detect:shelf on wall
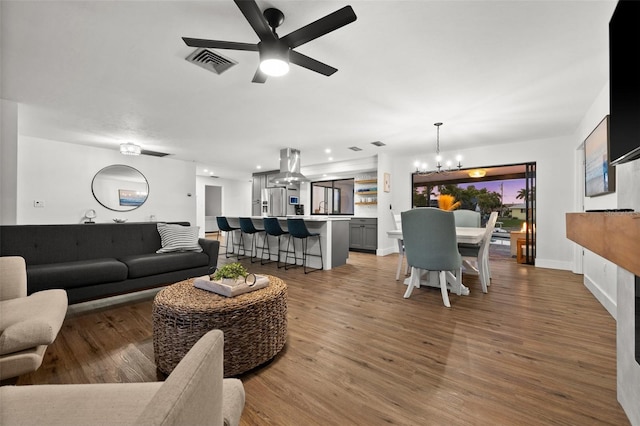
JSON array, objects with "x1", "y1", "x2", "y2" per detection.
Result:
[
  {"x1": 355, "y1": 191, "x2": 378, "y2": 196},
  {"x1": 355, "y1": 202, "x2": 378, "y2": 205},
  {"x1": 355, "y1": 179, "x2": 377, "y2": 184}
]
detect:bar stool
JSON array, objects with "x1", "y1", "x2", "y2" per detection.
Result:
[
  {"x1": 260, "y1": 217, "x2": 294, "y2": 268},
  {"x1": 216, "y1": 216, "x2": 240, "y2": 258},
  {"x1": 238, "y1": 217, "x2": 265, "y2": 263},
  {"x1": 285, "y1": 218, "x2": 323, "y2": 274}
]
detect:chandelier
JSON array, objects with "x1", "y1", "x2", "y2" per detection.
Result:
[{"x1": 414, "y1": 122, "x2": 462, "y2": 175}]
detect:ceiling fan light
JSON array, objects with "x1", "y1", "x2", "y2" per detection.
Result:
[
  {"x1": 259, "y1": 44, "x2": 290, "y2": 77},
  {"x1": 260, "y1": 58, "x2": 289, "y2": 76}
]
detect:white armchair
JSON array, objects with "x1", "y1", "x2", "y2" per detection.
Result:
[
  {"x1": 0, "y1": 329, "x2": 245, "y2": 426},
  {"x1": 0, "y1": 256, "x2": 68, "y2": 380}
]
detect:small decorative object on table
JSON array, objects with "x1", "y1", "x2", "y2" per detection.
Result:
[
  {"x1": 195, "y1": 262, "x2": 269, "y2": 297},
  {"x1": 438, "y1": 194, "x2": 460, "y2": 211},
  {"x1": 84, "y1": 209, "x2": 96, "y2": 224},
  {"x1": 113, "y1": 218, "x2": 127, "y2": 223}
]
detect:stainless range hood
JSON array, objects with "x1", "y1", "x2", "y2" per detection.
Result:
[{"x1": 268, "y1": 148, "x2": 309, "y2": 184}]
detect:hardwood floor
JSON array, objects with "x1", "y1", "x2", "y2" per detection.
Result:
[{"x1": 15, "y1": 249, "x2": 629, "y2": 425}]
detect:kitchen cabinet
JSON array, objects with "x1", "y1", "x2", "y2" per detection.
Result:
[{"x1": 349, "y1": 217, "x2": 377, "y2": 252}]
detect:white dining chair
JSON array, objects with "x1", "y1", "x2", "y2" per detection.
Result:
[
  {"x1": 459, "y1": 211, "x2": 498, "y2": 293},
  {"x1": 390, "y1": 209, "x2": 410, "y2": 280}
]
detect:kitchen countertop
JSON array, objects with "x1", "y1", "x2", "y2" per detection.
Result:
[{"x1": 250, "y1": 216, "x2": 351, "y2": 221}]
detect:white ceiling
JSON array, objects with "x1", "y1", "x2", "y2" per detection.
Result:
[{"x1": 1, "y1": 0, "x2": 616, "y2": 180}]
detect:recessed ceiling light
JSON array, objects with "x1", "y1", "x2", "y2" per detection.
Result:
[
  {"x1": 204, "y1": 169, "x2": 208, "y2": 172},
  {"x1": 328, "y1": 157, "x2": 333, "y2": 161},
  {"x1": 325, "y1": 148, "x2": 331, "y2": 154},
  {"x1": 256, "y1": 165, "x2": 262, "y2": 169},
  {"x1": 120, "y1": 142, "x2": 141, "y2": 156}
]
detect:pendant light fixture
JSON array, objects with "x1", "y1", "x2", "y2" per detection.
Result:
[{"x1": 414, "y1": 122, "x2": 462, "y2": 175}]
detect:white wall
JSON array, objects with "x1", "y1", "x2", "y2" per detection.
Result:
[
  {"x1": 17, "y1": 136, "x2": 197, "y2": 225},
  {"x1": 575, "y1": 83, "x2": 618, "y2": 316},
  {"x1": 1, "y1": 99, "x2": 19, "y2": 225},
  {"x1": 376, "y1": 152, "x2": 395, "y2": 255}
]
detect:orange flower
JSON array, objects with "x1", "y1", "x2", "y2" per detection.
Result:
[{"x1": 438, "y1": 194, "x2": 461, "y2": 211}]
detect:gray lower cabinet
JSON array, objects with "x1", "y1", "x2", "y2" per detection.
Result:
[{"x1": 349, "y1": 218, "x2": 377, "y2": 252}]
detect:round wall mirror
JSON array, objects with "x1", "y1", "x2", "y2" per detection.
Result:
[{"x1": 92, "y1": 165, "x2": 149, "y2": 211}]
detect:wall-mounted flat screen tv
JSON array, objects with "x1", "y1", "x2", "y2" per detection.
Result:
[
  {"x1": 609, "y1": 0, "x2": 640, "y2": 166},
  {"x1": 584, "y1": 115, "x2": 615, "y2": 197}
]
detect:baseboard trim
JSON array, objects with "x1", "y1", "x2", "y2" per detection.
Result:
[
  {"x1": 534, "y1": 258, "x2": 572, "y2": 271},
  {"x1": 583, "y1": 274, "x2": 617, "y2": 319}
]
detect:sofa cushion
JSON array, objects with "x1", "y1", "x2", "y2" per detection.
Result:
[
  {"x1": 156, "y1": 223, "x2": 203, "y2": 253},
  {"x1": 119, "y1": 252, "x2": 209, "y2": 279},
  {"x1": 0, "y1": 289, "x2": 67, "y2": 355},
  {"x1": 27, "y1": 259, "x2": 128, "y2": 291}
]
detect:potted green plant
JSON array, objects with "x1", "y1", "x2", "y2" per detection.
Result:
[{"x1": 211, "y1": 262, "x2": 248, "y2": 285}]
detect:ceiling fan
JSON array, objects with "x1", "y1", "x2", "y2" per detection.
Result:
[{"x1": 182, "y1": 0, "x2": 357, "y2": 83}]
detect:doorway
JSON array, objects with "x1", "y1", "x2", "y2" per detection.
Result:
[
  {"x1": 411, "y1": 162, "x2": 536, "y2": 264},
  {"x1": 205, "y1": 185, "x2": 222, "y2": 234}
]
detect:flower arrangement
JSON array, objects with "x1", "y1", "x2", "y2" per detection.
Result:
[
  {"x1": 211, "y1": 262, "x2": 248, "y2": 281},
  {"x1": 438, "y1": 194, "x2": 461, "y2": 211}
]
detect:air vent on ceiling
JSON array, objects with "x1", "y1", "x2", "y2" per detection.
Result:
[
  {"x1": 348, "y1": 146, "x2": 363, "y2": 151},
  {"x1": 371, "y1": 141, "x2": 386, "y2": 147},
  {"x1": 141, "y1": 149, "x2": 170, "y2": 157},
  {"x1": 186, "y1": 48, "x2": 237, "y2": 75}
]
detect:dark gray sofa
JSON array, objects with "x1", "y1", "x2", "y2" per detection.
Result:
[{"x1": 0, "y1": 222, "x2": 219, "y2": 304}]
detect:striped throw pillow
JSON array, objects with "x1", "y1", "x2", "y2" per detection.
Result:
[{"x1": 156, "y1": 223, "x2": 203, "y2": 253}]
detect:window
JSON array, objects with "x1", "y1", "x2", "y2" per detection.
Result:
[
  {"x1": 310, "y1": 179, "x2": 354, "y2": 215},
  {"x1": 411, "y1": 163, "x2": 536, "y2": 264}
]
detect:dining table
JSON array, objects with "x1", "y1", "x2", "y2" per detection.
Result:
[{"x1": 386, "y1": 226, "x2": 487, "y2": 295}]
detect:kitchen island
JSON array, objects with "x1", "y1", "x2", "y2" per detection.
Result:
[{"x1": 225, "y1": 216, "x2": 350, "y2": 270}]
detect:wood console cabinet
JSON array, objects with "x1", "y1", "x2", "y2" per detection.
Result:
[{"x1": 566, "y1": 212, "x2": 640, "y2": 276}]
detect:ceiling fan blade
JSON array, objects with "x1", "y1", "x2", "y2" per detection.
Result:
[
  {"x1": 182, "y1": 37, "x2": 258, "y2": 51},
  {"x1": 290, "y1": 50, "x2": 337, "y2": 76},
  {"x1": 234, "y1": 0, "x2": 276, "y2": 42},
  {"x1": 281, "y1": 5, "x2": 357, "y2": 49},
  {"x1": 252, "y1": 67, "x2": 268, "y2": 83}
]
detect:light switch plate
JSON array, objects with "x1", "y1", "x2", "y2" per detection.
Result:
[{"x1": 34, "y1": 200, "x2": 45, "y2": 207}]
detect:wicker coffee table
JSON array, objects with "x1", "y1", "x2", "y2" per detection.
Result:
[{"x1": 152, "y1": 275, "x2": 287, "y2": 377}]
